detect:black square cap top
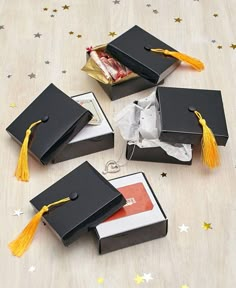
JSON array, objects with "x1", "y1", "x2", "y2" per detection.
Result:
[
  {"x1": 157, "y1": 87, "x2": 229, "y2": 146},
  {"x1": 30, "y1": 161, "x2": 126, "y2": 246},
  {"x1": 106, "y1": 25, "x2": 180, "y2": 84},
  {"x1": 6, "y1": 84, "x2": 92, "y2": 164}
]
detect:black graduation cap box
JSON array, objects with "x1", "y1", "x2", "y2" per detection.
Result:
[
  {"x1": 30, "y1": 161, "x2": 126, "y2": 246},
  {"x1": 126, "y1": 87, "x2": 229, "y2": 164},
  {"x1": 6, "y1": 84, "x2": 93, "y2": 165},
  {"x1": 84, "y1": 25, "x2": 180, "y2": 101},
  {"x1": 52, "y1": 91, "x2": 114, "y2": 163},
  {"x1": 95, "y1": 172, "x2": 168, "y2": 254}
]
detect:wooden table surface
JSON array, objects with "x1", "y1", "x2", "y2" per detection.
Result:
[{"x1": 1, "y1": 1, "x2": 236, "y2": 287}]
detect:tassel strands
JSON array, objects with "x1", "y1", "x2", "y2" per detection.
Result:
[
  {"x1": 15, "y1": 120, "x2": 43, "y2": 182},
  {"x1": 8, "y1": 197, "x2": 71, "y2": 257},
  {"x1": 149, "y1": 48, "x2": 205, "y2": 71},
  {"x1": 194, "y1": 110, "x2": 220, "y2": 168}
]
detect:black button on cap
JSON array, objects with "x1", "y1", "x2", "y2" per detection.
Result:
[
  {"x1": 69, "y1": 192, "x2": 78, "y2": 201},
  {"x1": 188, "y1": 106, "x2": 196, "y2": 112},
  {"x1": 144, "y1": 45, "x2": 152, "y2": 51},
  {"x1": 41, "y1": 115, "x2": 49, "y2": 123}
]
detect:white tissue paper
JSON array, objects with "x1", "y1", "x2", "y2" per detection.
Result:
[{"x1": 114, "y1": 91, "x2": 192, "y2": 162}]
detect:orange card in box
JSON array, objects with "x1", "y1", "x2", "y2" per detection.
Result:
[{"x1": 104, "y1": 182, "x2": 154, "y2": 222}]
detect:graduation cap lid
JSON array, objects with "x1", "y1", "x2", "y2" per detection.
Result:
[
  {"x1": 8, "y1": 161, "x2": 126, "y2": 257},
  {"x1": 6, "y1": 84, "x2": 92, "y2": 181},
  {"x1": 157, "y1": 87, "x2": 229, "y2": 168},
  {"x1": 106, "y1": 25, "x2": 204, "y2": 84}
]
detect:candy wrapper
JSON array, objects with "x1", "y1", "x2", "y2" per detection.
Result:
[{"x1": 82, "y1": 44, "x2": 138, "y2": 84}]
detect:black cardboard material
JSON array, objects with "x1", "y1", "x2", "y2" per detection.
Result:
[
  {"x1": 157, "y1": 87, "x2": 229, "y2": 145},
  {"x1": 52, "y1": 92, "x2": 114, "y2": 163},
  {"x1": 126, "y1": 143, "x2": 192, "y2": 165},
  {"x1": 107, "y1": 25, "x2": 180, "y2": 84},
  {"x1": 6, "y1": 84, "x2": 92, "y2": 164},
  {"x1": 95, "y1": 172, "x2": 168, "y2": 254},
  {"x1": 30, "y1": 161, "x2": 126, "y2": 246}
]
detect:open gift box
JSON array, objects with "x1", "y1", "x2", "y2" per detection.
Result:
[
  {"x1": 116, "y1": 87, "x2": 229, "y2": 166},
  {"x1": 82, "y1": 25, "x2": 181, "y2": 101}
]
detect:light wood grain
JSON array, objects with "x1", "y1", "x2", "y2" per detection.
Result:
[{"x1": 1, "y1": 1, "x2": 236, "y2": 287}]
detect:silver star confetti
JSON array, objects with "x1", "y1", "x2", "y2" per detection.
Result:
[
  {"x1": 146, "y1": 4, "x2": 151, "y2": 7},
  {"x1": 45, "y1": 61, "x2": 50, "y2": 64},
  {"x1": 142, "y1": 273, "x2": 153, "y2": 283},
  {"x1": 178, "y1": 224, "x2": 189, "y2": 232},
  {"x1": 28, "y1": 266, "x2": 36, "y2": 272},
  {"x1": 113, "y1": 0, "x2": 120, "y2": 4},
  {"x1": 7, "y1": 75, "x2": 12, "y2": 78},
  {"x1": 0, "y1": 25, "x2": 4, "y2": 30},
  {"x1": 34, "y1": 33, "x2": 42, "y2": 38},
  {"x1": 13, "y1": 209, "x2": 24, "y2": 216},
  {"x1": 28, "y1": 73, "x2": 36, "y2": 79},
  {"x1": 153, "y1": 9, "x2": 158, "y2": 14},
  {"x1": 62, "y1": 70, "x2": 67, "y2": 74}
]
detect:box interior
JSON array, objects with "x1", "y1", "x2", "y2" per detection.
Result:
[
  {"x1": 69, "y1": 92, "x2": 113, "y2": 143},
  {"x1": 96, "y1": 173, "x2": 166, "y2": 238}
]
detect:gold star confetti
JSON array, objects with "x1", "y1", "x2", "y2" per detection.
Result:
[
  {"x1": 77, "y1": 34, "x2": 82, "y2": 38},
  {"x1": 43, "y1": 8, "x2": 48, "y2": 11},
  {"x1": 97, "y1": 277, "x2": 104, "y2": 284},
  {"x1": 62, "y1": 5, "x2": 70, "y2": 10},
  {"x1": 213, "y1": 13, "x2": 218, "y2": 17},
  {"x1": 230, "y1": 44, "x2": 236, "y2": 49},
  {"x1": 217, "y1": 45, "x2": 223, "y2": 49},
  {"x1": 109, "y1": 31, "x2": 117, "y2": 37},
  {"x1": 69, "y1": 31, "x2": 74, "y2": 35},
  {"x1": 53, "y1": 9, "x2": 57, "y2": 13},
  {"x1": 9, "y1": 103, "x2": 16, "y2": 108},
  {"x1": 134, "y1": 274, "x2": 144, "y2": 284},
  {"x1": 174, "y1": 17, "x2": 182, "y2": 23},
  {"x1": 181, "y1": 285, "x2": 189, "y2": 288},
  {"x1": 202, "y1": 222, "x2": 212, "y2": 230}
]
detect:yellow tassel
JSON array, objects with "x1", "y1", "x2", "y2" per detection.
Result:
[
  {"x1": 194, "y1": 111, "x2": 220, "y2": 168},
  {"x1": 150, "y1": 48, "x2": 205, "y2": 71},
  {"x1": 15, "y1": 120, "x2": 42, "y2": 182},
  {"x1": 8, "y1": 197, "x2": 71, "y2": 257}
]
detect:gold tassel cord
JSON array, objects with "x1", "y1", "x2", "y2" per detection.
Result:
[
  {"x1": 150, "y1": 48, "x2": 205, "y2": 71},
  {"x1": 8, "y1": 197, "x2": 71, "y2": 257},
  {"x1": 194, "y1": 111, "x2": 220, "y2": 168},
  {"x1": 15, "y1": 120, "x2": 42, "y2": 182}
]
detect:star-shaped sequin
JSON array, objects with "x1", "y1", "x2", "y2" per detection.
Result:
[
  {"x1": 153, "y1": 9, "x2": 158, "y2": 14},
  {"x1": 45, "y1": 60, "x2": 50, "y2": 64},
  {"x1": 28, "y1": 73, "x2": 36, "y2": 79},
  {"x1": 113, "y1": 0, "x2": 120, "y2": 4},
  {"x1": 9, "y1": 102, "x2": 16, "y2": 108},
  {"x1": 69, "y1": 31, "x2": 74, "y2": 35},
  {"x1": 142, "y1": 273, "x2": 153, "y2": 283},
  {"x1": 34, "y1": 33, "x2": 42, "y2": 38},
  {"x1": 230, "y1": 44, "x2": 236, "y2": 49},
  {"x1": 146, "y1": 4, "x2": 151, "y2": 7},
  {"x1": 175, "y1": 17, "x2": 182, "y2": 23},
  {"x1": 62, "y1": 5, "x2": 70, "y2": 10},
  {"x1": 161, "y1": 172, "x2": 167, "y2": 177},
  {"x1": 134, "y1": 274, "x2": 144, "y2": 284},
  {"x1": 202, "y1": 222, "x2": 212, "y2": 230},
  {"x1": 217, "y1": 45, "x2": 223, "y2": 49},
  {"x1": 77, "y1": 34, "x2": 82, "y2": 38},
  {"x1": 43, "y1": 8, "x2": 48, "y2": 11},
  {"x1": 51, "y1": 15, "x2": 55, "y2": 17},
  {"x1": 62, "y1": 70, "x2": 67, "y2": 74},
  {"x1": 13, "y1": 209, "x2": 23, "y2": 216},
  {"x1": 178, "y1": 224, "x2": 189, "y2": 232},
  {"x1": 97, "y1": 277, "x2": 104, "y2": 284},
  {"x1": 213, "y1": 13, "x2": 218, "y2": 17},
  {"x1": 28, "y1": 266, "x2": 36, "y2": 272},
  {"x1": 0, "y1": 25, "x2": 4, "y2": 29},
  {"x1": 211, "y1": 40, "x2": 216, "y2": 43},
  {"x1": 109, "y1": 31, "x2": 117, "y2": 37},
  {"x1": 7, "y1": 74, "x2": 12, "y2": 78}
]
